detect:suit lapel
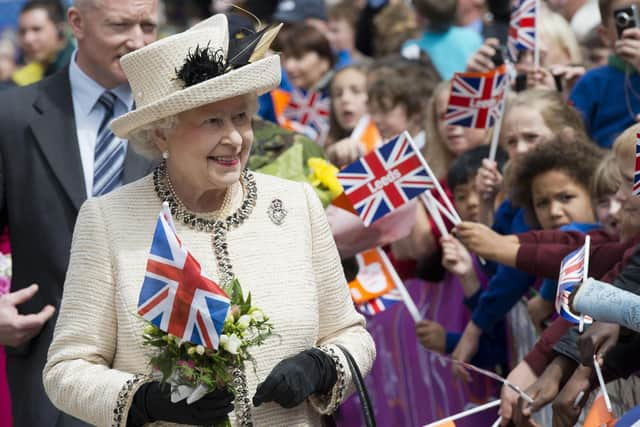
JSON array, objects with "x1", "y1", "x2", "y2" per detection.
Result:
[{"x1": 30, "y1": 69, "x2": 87, "y2": 211}]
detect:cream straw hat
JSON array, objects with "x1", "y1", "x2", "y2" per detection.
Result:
[{"x1": 111, "y1": 14, "x2": 281, "y2": 139}]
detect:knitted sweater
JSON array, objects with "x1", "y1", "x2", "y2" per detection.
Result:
[{"x1": 43, "y1": 172, "x2": 375, "y2": 427}]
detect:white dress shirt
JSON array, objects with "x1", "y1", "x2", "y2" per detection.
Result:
[{"x1": 68, "y1": 51, "x2": 133, "y2": 198}]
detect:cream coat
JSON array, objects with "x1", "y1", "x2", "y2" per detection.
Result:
[{"x1": 43, "y1": 172, "x2": 375, "y2": 427}]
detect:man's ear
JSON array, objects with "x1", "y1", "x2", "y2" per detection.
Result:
[{"x1": 67, "y1": 7, "x2": 85, "y2": 40}]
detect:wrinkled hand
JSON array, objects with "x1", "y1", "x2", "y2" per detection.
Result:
[
  {"x1": 578, "y1": 321, "x2": 620, "y2": 366},
  {"x1": 451, "y1": 322, "x2": 481, "y2": 382},
  {"x1": 616, "y1": 28, "x2": 640, "y2": 72},
  {"x1": 527, "y1": 296, "x2": 554, "y2": 333},
  {"x1": 325, "y1": 138, "x2": 363, "y2": 168},
  {"x1": 440, "y1": 235, "x2": 474, "y2": 278},
  {"x1": 551, "y1": 365, "x2": 592, "y2": 427},
  {"x1": 253, "y1": 348, "x2": 336, "y2": 409},
  {"x1": 466, "y1": 38, "x2": 500, "y2": 73},
  {"x1": 415, "y1": 320, "x2": 446, "y2": 353},
  {"x1": 0, "y1": 284, "x2": 55, "y2": 347},
  {"x1": 499, "y1": 361, "x2": 538, "y2": 426},
  {"x1": 475, "y1": 159, "x2": 503, "y2": 202},
  {"x1": 130, "y1": 382, "x2": 234, "y2": 426}
]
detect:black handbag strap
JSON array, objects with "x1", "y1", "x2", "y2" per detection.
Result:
[{"x1": 335, "y1": 344, "x2": 376, "y2": 427}]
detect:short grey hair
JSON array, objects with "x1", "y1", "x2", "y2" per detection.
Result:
[{"x1": 127, "y1": 115, "x2": 177, "y2": 160}]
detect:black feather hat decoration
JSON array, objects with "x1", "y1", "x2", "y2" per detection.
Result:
[{"x1": 174, "y1": 22, "x2": 282, "y2": 89}]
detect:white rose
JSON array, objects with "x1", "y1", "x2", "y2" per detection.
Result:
[
  {"x1": 196, "y1": 345, "x2": 205, "y2": 355},
  {"x1": 219, "y1": 334, "x2": 229, "y2": 348},
  {"x1": 237, "y1": 315, "x2": 251, "y2": 330},
  {"x1": 223, "y1": 333, "x2": 242, "y2": 355},
  {"x1": 250, "y1": 310, "x2": 264, "y2": 322}
]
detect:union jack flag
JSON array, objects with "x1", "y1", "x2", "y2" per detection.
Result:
[
  {"x1": 337, "y1": 131, "x2": 435, "y2": 226},
  {"x1": 555, "y1": 237, "x2": 593, "y2": 325},
  {"x1": 444, "y1": 64, "x2": 508, "y2": 129},
  {"x1": 137, "y1": 205, "x2": 230, "y2": 349},
  {"x1": 634, "y1": 133, "x2": 640, "y2": 196},
  {"x1": 357, "y1": 289, "x2": 403, "y2": 316},
  {"x1": 282, "y1": 88, "x2": 330, "y2": 144},
  {"x1": 508, "y1": 0, "x2": 537, "y2": 61}
]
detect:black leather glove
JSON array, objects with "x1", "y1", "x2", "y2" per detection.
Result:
[
  {"x1": 253, "y1": 348, "x2": 337, "y2": 409},
  {"x1": 127, "y1": 381, "x2": 234, "y2": 427}
]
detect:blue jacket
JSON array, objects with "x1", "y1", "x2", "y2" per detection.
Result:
[
  {"x1": 471, "y1": 200, "x2": 536, "y2": 332},
  {"x1": 569, "y1": 56, "x2": 640, "y2": 148},
  {"x1": 445, "y1": 288, "x2": 508, "y2": 368}
]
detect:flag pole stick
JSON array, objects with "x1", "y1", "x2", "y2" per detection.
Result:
[
  {"x1": 579, "y1": 235, "x2": 591, "y2": 333},
  {"x1": 421, "y1": 192, "x2": 449, "y2": 237},
  {"x1": 378, "y1": 247, "x2": 421, "y2": 322},
  {"x1": 422, "y1": 399, "x2": 501, "y2": 427},
  {"x1": 593, "y1": 355, "x2": 613, "y2": 413},
  {"x1": 405, "y1": 131, "x2": 462, "y2": 223},
  {"x1": 534, "y1": 0, "x2": 540, "y2": 68},
  {"x1": 488, "y1": 86, "x2": 508, "y2": 163}
]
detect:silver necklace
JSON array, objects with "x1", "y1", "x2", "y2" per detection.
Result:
[{"x1": 152, "y1": 161, "x2": 257, "y2": 426}]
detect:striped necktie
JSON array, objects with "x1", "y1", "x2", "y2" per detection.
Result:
[{"x1": 92, "y1": 91, "x2": 126, "y2": 196}]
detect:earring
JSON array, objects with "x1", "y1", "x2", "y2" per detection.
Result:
[{"x1": 162, "y1": 151, "x2": 169, "y2": 160}]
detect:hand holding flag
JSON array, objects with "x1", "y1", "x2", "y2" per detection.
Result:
[{"x1": 555, "y1": 235, "x2": 593, "y2": 327}]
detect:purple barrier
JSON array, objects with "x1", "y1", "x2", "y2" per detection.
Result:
[{"x1": 337, "y1": 278, "x2": 501, "y2": 427}]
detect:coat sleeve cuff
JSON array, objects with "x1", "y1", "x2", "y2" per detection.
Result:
[{"x1": 309, "y1": 344, "x2": 350, "y2": 415}]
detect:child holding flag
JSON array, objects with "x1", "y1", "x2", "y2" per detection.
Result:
[
  {"x1": 415, "y1": 146, "x2": 508, "y2": 371},
  {"x1": 458, "y1": 125, "x2": 640, "y2": 425}
]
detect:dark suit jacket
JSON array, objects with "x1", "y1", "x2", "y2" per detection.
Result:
[{"x1": 0, "y1": 67, "x2": 154, "y2": 426}]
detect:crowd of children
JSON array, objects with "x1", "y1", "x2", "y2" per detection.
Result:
[{"x1": 257, "y1": 0, "x2": 640, "y2": 424}]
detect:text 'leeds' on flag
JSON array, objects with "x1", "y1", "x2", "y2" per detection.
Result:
[
  {"x1": 137, "y1": 207, "x2": 230, "y2": 350},
  {"x1": 555, "y1": 239, "x2": 593, "y2": 325},
  {"x1": 634, "y1": 132, "x2": 640, "y2": 196},
  {"x1": 337, "y1": 131, "x2": 435, "y2": 226},
  {"x1": 444, "y1": 64, "x2": 508, "y2": 129},
  {"x1": 508, "y1": 0, "x2": 537, "y2": 61}
]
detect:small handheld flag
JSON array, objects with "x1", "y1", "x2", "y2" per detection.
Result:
[
  {"x1": 633, "y1": 133, "x2": 640, "y2": 197},
  {"x1": 508, "y1": 0, "x2": 537, "y2": 62},
  {"x1": 282, "y1": 88, "x2": 330, "y2": 145},
  {"x1": 555, "y1": 236, "x2": 593, "y2": 326},
  {"x1": 337, "y1": 131, "x2": 435, "y2": 226},
  {"x1": 137, "y1": 203, "x2": 230, "y2": 350},
  {"x1": 350, "y1": 115, "x2": 382, "y2": 154},
  {"x1": 444, "y1": 65, "x2": 508, "y2": 129}
]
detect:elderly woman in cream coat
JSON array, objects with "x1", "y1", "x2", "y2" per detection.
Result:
[{"x1": 43, "y1": 15, "x2": 374, "y2": 427}]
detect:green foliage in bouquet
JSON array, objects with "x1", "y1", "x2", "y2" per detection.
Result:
[{"x1": 141, "y1": 278, "x2": 274, "y2": 391}]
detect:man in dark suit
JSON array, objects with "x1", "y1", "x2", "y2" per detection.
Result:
[{"x1": 0, "y1": 0, "x2": 159, "y2": 425}]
